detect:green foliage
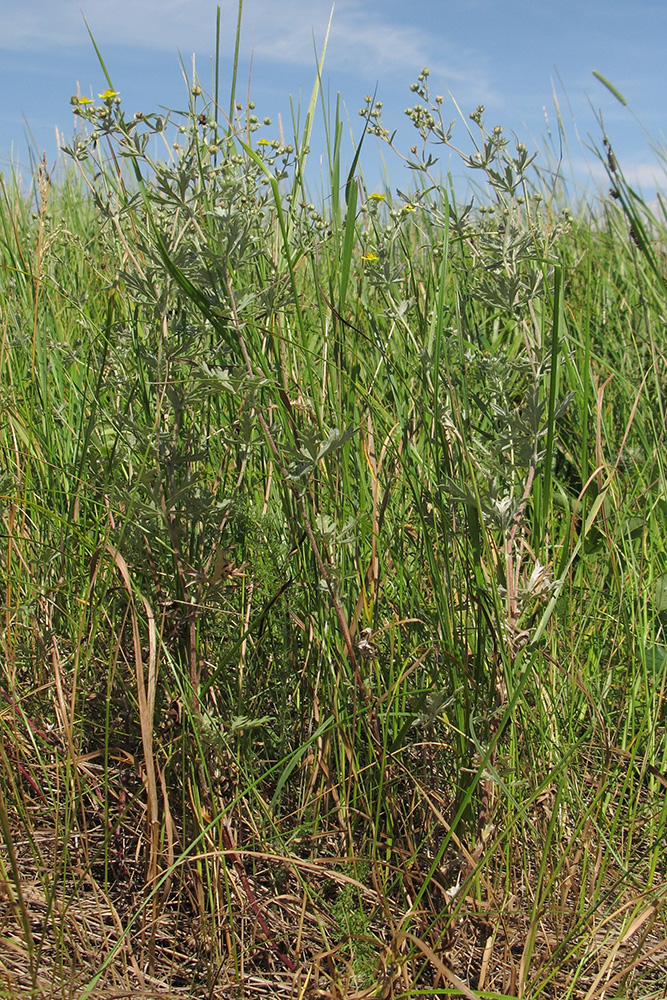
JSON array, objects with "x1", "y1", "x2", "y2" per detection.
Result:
[{"x1": 1, "y1": 28, "x2": 666, "y2": 999}]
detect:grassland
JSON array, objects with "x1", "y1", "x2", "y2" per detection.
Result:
[{"x1": 0, "y1": 37, "x2": 667, "y2": 1000}]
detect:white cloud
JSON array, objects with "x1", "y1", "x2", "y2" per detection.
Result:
[
  {"x1": 617, "y1": 161, "x2": 666, "y2": 190},
  {"x1": 560, "y1": 152, "x2": 666, "y2": 202},
  {"x1": 0, "y1": 0, "x2": 494, "y2": 100}
]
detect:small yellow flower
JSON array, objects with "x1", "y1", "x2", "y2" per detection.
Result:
[
  {"x1": 403, "y1": 203, "x2": 416, "y2": 212},
  {"x1": 361, "y1": 252, "x2": 379, "y2": 261},
  {"x1": 257, "y1": 138, "x2": 270, "y2": 145},
  {"x1": 98, "y1": 89, "x2": 119, "y2": 101},
  {"x1": 72, "y1": 95, "x2": 94, "y2": 106},
  {"x1": 368, "y1": 192, "x2": 386, "y2": 201}
]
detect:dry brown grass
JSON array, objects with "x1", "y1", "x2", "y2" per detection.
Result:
[{"x1": 2, "y1": 746, "x2": 667, "y2": 1000}]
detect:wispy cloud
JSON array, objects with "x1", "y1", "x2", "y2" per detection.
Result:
[
  {"x1": 1, "y1": 1, "x2": 84, "y2": 49},
  {"x1": 1, "y1": 0, "x2": 496, "y2": 103},
  {"x1": 565, "y1": 153, "x2": 666, "y2": 199},
  {"x1": 612, "y1": 161, "x2": 666, "y2": 190},
  {"x1": 0, "y1": 0, "x2": 223, "y2": 50}
]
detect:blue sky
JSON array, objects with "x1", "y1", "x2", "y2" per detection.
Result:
[{"x1": 1, "y1": 0, "x2": 665, "y2": 201}]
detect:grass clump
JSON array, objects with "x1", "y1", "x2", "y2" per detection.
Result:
[{"x1": 1, "y1": 15, "x2": 667, "y2": 999}]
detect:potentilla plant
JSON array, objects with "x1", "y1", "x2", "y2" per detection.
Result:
[
  {"x1": 66, "y1": 85, "x2": 299, "y2": 322},
  {"x1": 360, "y1": 71, "x2": 571, "y2": 623},
  {"x1": 61, "y1": 52, "x2": 382, "y2": 741},
  {"x1": 62, "y1": 81, "x2": 310, "y2": 703}
]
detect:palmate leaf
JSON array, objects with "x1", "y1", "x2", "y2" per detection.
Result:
[
  {"x1": 194, "y1": 360, "x2": 247, "y2": 394},
  {"x1": 315, "y1": 424, "x2": 357, "y2": 462},
  {"x1": 655, "y1": 573, "x2": 667, "y2": 613},
  {"x1": 287, "y1": 424, "x2": 357, "y2": 479},
  {"x1": 230, "y1": 714, "x2": 275, "y2": 733}
]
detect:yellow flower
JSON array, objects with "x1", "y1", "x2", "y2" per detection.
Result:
[
  {"x1": 403, "y1": 203, "x2": 416, "y2": 212},
  {"x1": 368, "y1": 192, "x2": 386, "y2": 201},
  {"x1": 72, "y1": 95, "x2": 93, "y2": 106},
  {"x1": 257, "y1": 138, "x2": 270, "y2": 145},
  {"x1": 98, "y1": 89, "x2": 119, "y2": 101},
  {"x1": 361, "y1": 252, "x2": 379, "y2": 261}
]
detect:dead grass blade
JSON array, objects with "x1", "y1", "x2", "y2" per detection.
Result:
[{"x1": 105, "y1": 543, "x2": 160, "y2": 965}]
